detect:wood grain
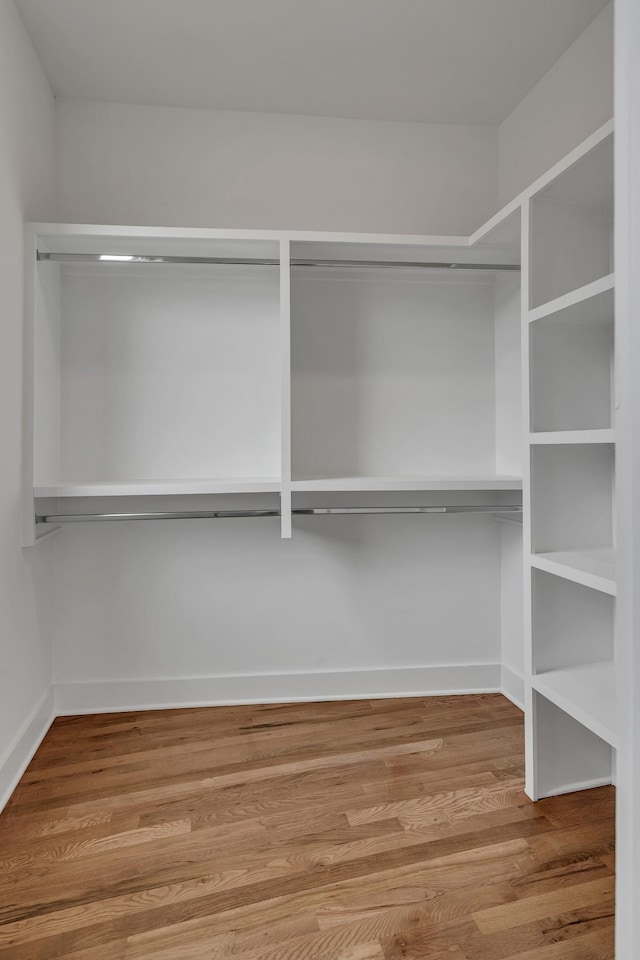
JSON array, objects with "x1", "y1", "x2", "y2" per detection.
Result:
[{"x1": 0, "y1": 695, "x2": 614, "y2": 959}]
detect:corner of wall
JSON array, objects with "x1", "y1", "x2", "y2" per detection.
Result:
[
  {"x1": 0, "y1": 688, "x2": 55, "y2": 813},
  {"x1": 498, "y1": 2, "x2": 613, "y2": 205},
  {"x1": 0, "y1": 0, "x2": 57, "y2": 812}
]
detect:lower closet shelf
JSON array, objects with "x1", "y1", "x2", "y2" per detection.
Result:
[
  {"x1": 531, "y1": 548, "x2": 616, "y2": 595},
  {"x1": 532, "y1": 661, "x2": 617, "y2": 747}
]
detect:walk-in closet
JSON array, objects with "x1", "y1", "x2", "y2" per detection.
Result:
[{"x1": 1, "y1": 2, "x2": 638, "y2": 958}]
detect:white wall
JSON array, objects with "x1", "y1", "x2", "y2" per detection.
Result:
[
  {"x1": 0, "y1": 0, "x2": 56, "y2": 806},
  {"x1": 498, "y1": 2, "x2": 613, "y2": 205},
  {"x1": 47, "y1": 92, "x2": 509, "y2": 707},
  {"x1": 53, "y1": 511, "x2": 503, "y2": 710},
  {"x1": 55, "y1": 99, "x2": 498, "y2": 235}
]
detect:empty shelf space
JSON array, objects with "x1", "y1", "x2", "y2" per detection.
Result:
[
  {"x1": 529, "y1": 134, "x2": 613, "y2": 309},
  {"x1": 290, "y1": 475, "x2": 523, "y2": 492},
  {"x1": 528, "y1": 274, "x2": 614, "y2": 324},
  {"x1": 532, "y1": 661, "x2": 617, "y2": 747},
  {"x1": 530, "y1": 430, "x2": 614, "y2": 445},
  {"x1": 529, "y1": 311, "x2": 613, "y2": 433},
  {"x1": 34, "y1": 478, "x2": 282, "y2": 497},
  {"x1": 531, "y1": 548, "x2": 616, "y2": 595}
]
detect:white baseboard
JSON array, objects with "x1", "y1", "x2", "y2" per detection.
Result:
[
  {"x1": 55, "y1": 663, "x2": 501, "y2": 715},
  {"x1": 0, "y1": 687, "x2": 55, "y2": 814},
  {"x1": 539, "y1": 776, "x2": 613, "y2": 798},
  {"x1": 0, "y1": 666, "x2": 505, "y2": 810},
  {"x1": 501, "y1": 665, "x2": 525, "y2": 711}
]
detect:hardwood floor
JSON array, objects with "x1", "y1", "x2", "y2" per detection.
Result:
[{"x1": 0, "y1": 695, "x2": 614, "y2": 959}]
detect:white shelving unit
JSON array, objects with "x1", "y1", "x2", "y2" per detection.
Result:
[
  {"x1": 289, "y1": 233, "x2": 522, "y2": 508},
  {"x1": 24, "y1": 123, "x2": 620, "y2": 807},
  {"x1": 25, "y1": 220, "x2": 524, "y2": 545},
  {"x1": 523, "y1": 123, "x2": 616, "y2": 799},
  {"x1": 25, "y1": 229, "x2": 289, "y2": 534}
]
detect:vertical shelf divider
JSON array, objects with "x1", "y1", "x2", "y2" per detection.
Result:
[
  {"x1": 279, "y1": 238, "x2": 292, "y2": 539},
  {"x1": 525, "y1": 127, "x2": 615, "y2": 800},
  {"x1": 22, "y1": 225, "x2": 38, "y2": 548},
  {"x1": 521, "y1": 198, "x2": 537, "y2": 800}
]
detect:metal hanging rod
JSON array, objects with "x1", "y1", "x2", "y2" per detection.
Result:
[
  {"x1": 37, "y1": 252, "x2": 520, "y2": 272},
  {"x1": 36, "y1": 505, "x2": 522, "y2": 524}
]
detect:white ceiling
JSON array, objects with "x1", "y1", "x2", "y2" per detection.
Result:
[{"x1": 15, "y1": 0, "x2": 609, "y2": 125}]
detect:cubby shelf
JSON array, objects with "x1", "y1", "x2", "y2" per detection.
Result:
[
  {"x1": 532, "y1": 661, "x2": 617, "y2": 747},
  {"x1": 34, "y1": 478, "x2": 281, "y2": 497},
  {"x1": 531, "y1": 548, "x2": 616, "y2": 596},
  {"x1": 529, "y1": 430, "x2": 614, "y2": 445},
  {"x1": 528, "y1": 274, "x2": 614, "y2": 325},
  {"x1": 290, "y1": 475, "x2": 522, "y2": 492}
]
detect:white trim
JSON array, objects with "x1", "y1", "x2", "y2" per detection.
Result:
[
  {"x1": 29, "y1": 221, "x2": 470, "y2": 248},
  {"x1": 501, "y1": 665, "x2": 525, "y2": 712},
  {"x1": 0, "y1": 688, "x2": 55, "y2": 814},
  {"x1": 537, "y1": 776, "x2": 613, "y2": 799},
  {"x1": 54, "y1": 664, "x2": 501, "y2": 715}
]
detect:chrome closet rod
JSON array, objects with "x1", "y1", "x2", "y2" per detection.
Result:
[
  {"x1": 37, "y1": 252, "x2": 521, "y2": 271},
  {"x1": 36, "y1": 505, "x2": 523, "y2": 524}
]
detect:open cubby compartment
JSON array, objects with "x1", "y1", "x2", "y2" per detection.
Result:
[
  {"x1": 531, "y1": 692, "x2": 613, "y2": 798},
  {"x1": 290, "y1": 237, "x2": 522, "y2": 489},
  {"x1": 530, "y1": 443, "x2": 614, "y2": 557},
  {"x1": 532, "y1": 569, "x2": 614, "y2": 674},
  {"x1": 531, "y1": 568, "x2": 616, "y2": 747},
  {"x1": 530, "y1": 133, "x2": 613, "y2": 310},
  {"x1": 32, "y1": 232, "x2": 282, "y2": 492},
  {"x1": 529, "y1": 288, "x2": 614, "y2": 433}
]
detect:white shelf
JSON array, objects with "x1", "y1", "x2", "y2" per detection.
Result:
[
  {"x1": 34, "y1": 478, "x2": 281, "y2": 498},
  {"x1": 532, "y1": 661, "x2": 617, "y2": 747},
  {"x1": 528, "y1": 274, "x2": 614, "y2": 325},
  {"x1": 531, "y1": 548, "x2": 616, "y2": 596},
  {"x1": 291, "y1": 475, "x2": 523, "y2": 492},
  {"x1": 530, "y1": 429, "x2": 614, "y2": 445}
]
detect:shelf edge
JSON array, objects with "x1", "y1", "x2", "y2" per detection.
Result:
[{"x1": 528, "y1": 273, "x2": 614, "y2": 324}]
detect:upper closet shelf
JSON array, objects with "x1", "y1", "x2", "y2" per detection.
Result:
[
  {"x1": 528, "y1": 274, "x2": 614, "y2": 325},
  {"x1": 291, "y1": 475, "x2": 522, "y2": 492},
  {"x1": 34, "y1": 479, "x2": 281, "y2": 498}
]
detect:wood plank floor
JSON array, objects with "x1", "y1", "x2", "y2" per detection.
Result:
[{"x1": 0, "y1": 695, "x2": 614, "y2": 959}]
